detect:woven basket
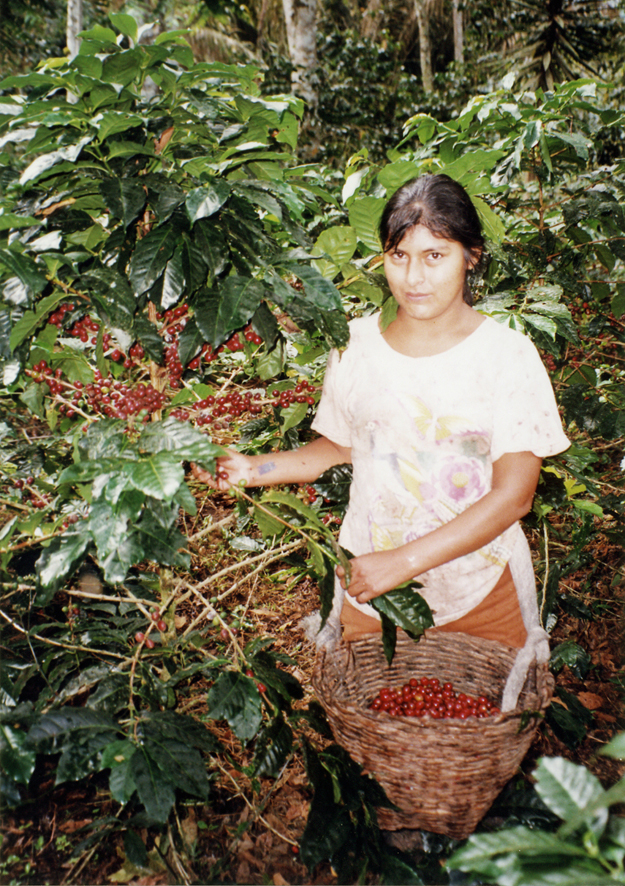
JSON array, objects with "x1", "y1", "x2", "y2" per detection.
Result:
[{"x1": 313, "y1": 629, "x2": 554, "y2": 839}]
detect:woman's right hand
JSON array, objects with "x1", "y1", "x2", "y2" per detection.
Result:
[{"x1": 191, "y1": 450, "x2": 255, "y2": 491}]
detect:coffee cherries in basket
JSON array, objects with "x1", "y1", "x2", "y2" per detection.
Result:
[{"x1": 369, "y1": 676, "x2": 500, "y2": 719}]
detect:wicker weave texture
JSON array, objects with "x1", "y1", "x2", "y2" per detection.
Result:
[{"x1": 313, "y1": 630, "x2": 553, "y2": 839}]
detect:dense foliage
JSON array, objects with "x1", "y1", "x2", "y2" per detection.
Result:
[{"x1": 0, "y1": 14, "x2": 624, "y2": 884}]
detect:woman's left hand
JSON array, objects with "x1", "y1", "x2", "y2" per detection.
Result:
[{"x1": 336, "y1": 549, "x2": 414, "y2": 605}]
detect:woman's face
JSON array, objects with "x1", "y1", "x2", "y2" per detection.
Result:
[{"x1": 383, "y1": 224, "x2": 476, "y2": 327}]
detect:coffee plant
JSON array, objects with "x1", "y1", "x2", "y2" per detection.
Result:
[
  {"x1": 448, "y1": 731, "x2": 625, "y2": 885},
  {"x1": 0, "y1": 13, "x2": 624, "y2": 881}
]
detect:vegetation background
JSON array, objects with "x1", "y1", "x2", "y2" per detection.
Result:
[{"x1": 0, "y1": 1, "x2": 624, "y2": 884}]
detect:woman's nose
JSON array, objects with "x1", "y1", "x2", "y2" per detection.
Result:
[{"x1": 406, "y1": 259, "x2": 425, "y2": 286}]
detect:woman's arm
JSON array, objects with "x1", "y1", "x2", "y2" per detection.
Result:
[
  {"x1": 338, "y1": 451, "x2": 542, "y2": 605},
  {"x1": 191, "y1": 435, "x2": 352, "y2": 491}
]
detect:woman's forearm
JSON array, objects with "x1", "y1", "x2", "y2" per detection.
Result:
[
  {"x1": 191, "y1": 435, "x2": 352, "y2": 491},
  {"x1": 245, "y1": 436, "x2": 352, "y2": 487}
]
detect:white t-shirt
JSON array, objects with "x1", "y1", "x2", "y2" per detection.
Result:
[{"x1": 311, "y1": 313, "x2": 570, "y2": 625}]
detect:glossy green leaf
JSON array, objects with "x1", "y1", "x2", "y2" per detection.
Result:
[
  {"x1": 101, "y1": 49, "x2": 143, "y2": 88},
  {"x1": 124, "y1": 451, "x2": 184, "y2": 500},
  {"x1": 312, "y1": 226, "x2": 357, "y2": 279},
  {"x1": 549, "y1": 641, "x2": 592, "y2": 679},
  {"x1": 0, "y1": 725, "x2": 36, "y2": 785},
  {"x1": 131, "y1": 747, "x2": 176, "y2": 824},
  {"x1": 109, "y1": 12, "x2": 138, "y2": 43},
  {"x1": 370, "y1": 584, "x2": 433, "y2": 641},
  {"x1": 128, "y1": 225, "x2": 178, "y2": 296},
  {"x1": 138, "y1": 418, "x2": 223, "y2": 467},
  {"x1": 132, "y1": 313, "x2": 164, "y2": 362},
  {"x1": 348, "y1": 197, "x2": 384, "y2": 252},
  {"x1": 253, "y1": 716, "x2": 293, "y2": 777},
  {"x1": 35, "y1": 531, "x2": 91, "y2": 602},
  {"x1": 8, "y1": 288, "x2": 62, "y2": 351},
  {"x1": 534, "y1": 756, "x2": 607, "y2": 837},
  {"x1": 186, "y1": 181, "x2": 231, "y2": 224},
  {"x1": 161, "y1": 244, "x2": 186, "y2": 310},
  {"x1": 100, "y1": 177, "x2": 146, "y2": 229},
  {"x1": 141, "y1": 737, "x2": 208, "y2": 799},
  {"x1": 207, "y1": 671, "x2": 263, "y2": 742},
  {"x1": 194, "y1": 277, "x2": 265, "y2": 347}
]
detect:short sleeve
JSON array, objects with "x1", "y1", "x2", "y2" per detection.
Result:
[
  {"x1": 490, "y1": 332, "x2": 570, "y2": 462},
  {"x1": 310, "y1": 347, "x2": 352, "y2": 447}
]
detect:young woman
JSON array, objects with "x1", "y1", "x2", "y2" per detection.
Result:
[{"x1": 192, "y1": 174, "x2": 570, "y2": 649}]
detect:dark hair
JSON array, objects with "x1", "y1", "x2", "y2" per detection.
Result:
[{"x1": 379, "y1": 174, "x2": 484, "y2": 305}]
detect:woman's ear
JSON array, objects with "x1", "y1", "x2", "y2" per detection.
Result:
[{"x1": 467, "y1": 247, "x2": 482, "y2": 271}]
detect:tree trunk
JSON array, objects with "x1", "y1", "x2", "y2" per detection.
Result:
[
  {"x1": 361, "y1": 0, "x2": 383, "y2": 41},
  {"x1": 282, "y1": 0, "x2": 318, "y2": 111},
  {"x1": 67, "y1": 0, "x2": 83, "y2": 59},
  {"x1": 415, "y1": 0, "x2": 433, "y2": 93},
  {"x1": 452, "y1": 0, "x2": 464, "y2": 64}
]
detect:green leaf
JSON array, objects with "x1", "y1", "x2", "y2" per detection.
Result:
[
  {"x1": 131, "y1": 747, "x2": 176, "y2": 824},
  {"x1": 128, "y1": 225, "x2": 178, "y2": 296},
  {"x1": 161, "y1": 244, "x2": 186, "y2": 310},
  {"x1": 138, "y1": 418, "x2": 223, "y2": 467},
  {"x1": 108, "y1": 751, "x2": 137, "y2": 805},
  {"x1": 109, "y1": 12, "x2": 138, "y2": 43},
  {"x1": 449, "y1": 825, "x2": 593, "y2": 869},
  {"x1": 0, "y1": 725, "x2": 36, "y2": 785},
  {"x1": 379, "y1": 611, "x2": 397, "y2": 666},
  {"x1": 125, "y1": 451, "x2": 184, "y2": 500},
  {"x1": 348, "y1": 197, "x2": 384, "y2": 252},
  {"x1": 207, "y1": 671, "x2": 263, "y2": 742},
  {"x1": 49, "y1": 348, "x2": 94, "y2": 384},
  {"x1": 101, "y1": 49, "x2": 143, "y2": 88},
  {"x1": 253, "y1": 716, "x2": 293, "y2": 777},
  {"x1": 279, "y1": 400, "x2": 308, "y2": 434},
  {"x1": 132, "y1": 313, "x2": 164, "y2": 362},
  {"x1": 471, "y1": 196, "x2": 506, "y2": 243},
  {"x1": 549, "y1": 641, "x2": 591, "y2": 680},
  {"x1": 124, "y1": 830, "x2": 149, "y2": 870},
  {"x1": 599, "y1": 733, "x2": 625, "y2": 760},
  {"x1": 312, "y1": 226, "x2": 358, "y2": 279},
  {"x1": 141, "y1": 737, "x2": 208, "y2": 799},
  {"x1": 611, "y1": 284, "x2": 625, "y2": 319},
  {"x1": 35, "y1": 531, "x2": 91, "y2": 603},
  {"x1": 100, "y1": 177, "x2": 147, "y2": 229},
  {"x1": 534, "y1": 757, "x2": 607, "y2": 837},
  {"x1": 26, "y1": 709, "x2": 119, "y2": 747},
  {"x1": 253, "y1": 502, "x2": 286, "y2": 539},
  {"x1": 370, "y1": 584, "x2": 433, "y2": 639},
  {"x1": 194, "y1": 277, "x2": 265, "y2": 347},
  {"x1": 262, "y1": 489, "x2": 326, "y2": 532},
  {"x1": 10, "y1": 290, "x2": 65, "y2": 351},
  {"x1": 186, "y1": 181, "x2": 231, "y2": 224}
]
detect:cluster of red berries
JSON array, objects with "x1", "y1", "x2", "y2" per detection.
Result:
[
  {"x1": 369, "y1": 676, "x2": 500, "y2": 719},
  {"x1": 84, "y1": 373, "x2": 169, "y2": 420},
  {"x1": 194, "y1": 389, "x2": 266, "y2": 427},
  {"x1": 134, "y1": 609, "x2": 168, "y2": 648},
  {"x1": 270, "y1": 380, "x2": 316, "y2": 409},
  {"x1": 48, "y1": 302, "x2": 76, "y2": 327}
]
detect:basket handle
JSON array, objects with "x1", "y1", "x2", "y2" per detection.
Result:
[
  {"x1": 501, "y1": 531, "x2": 552, "y2": 712},
  {"x1": 501, "y1": 625, "x2": 550, "y2": 711}
]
